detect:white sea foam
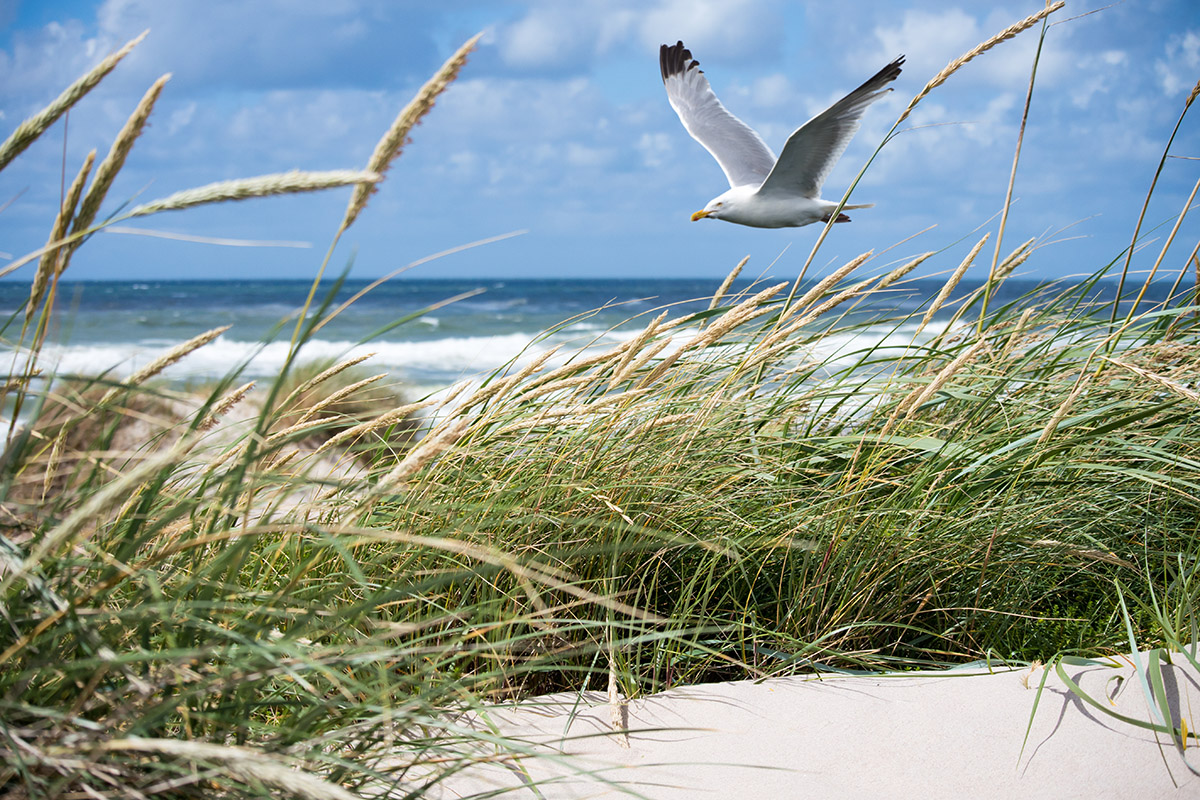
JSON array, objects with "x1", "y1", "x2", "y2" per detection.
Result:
[
  {"x1": 25, "y1": 319, "x2": 955, "y2": 413},
  {"x1": 37, "y1": 333, "x2": 538, "y2": 380},
  {"x1": 30, "y1": 326, "x2": 640, "y2": 398}
]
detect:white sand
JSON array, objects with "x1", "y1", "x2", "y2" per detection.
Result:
[{"x1": 427, "y1": 652, "x2": 1200, "y2": 798}]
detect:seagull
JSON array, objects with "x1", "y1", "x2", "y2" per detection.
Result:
[{"x1": 659, "y1": 41, "x2": 904, "y2": 229}]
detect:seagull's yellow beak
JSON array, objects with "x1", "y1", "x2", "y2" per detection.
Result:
[{"x1": 691, "y1": 209, "x2": 711, "y2": 221}]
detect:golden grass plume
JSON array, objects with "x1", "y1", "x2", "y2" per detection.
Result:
[
  {"x1": 341, "y1": 32, "x2": 483, "y2": 232},
  {"x1": 896, "y1": 2, "x2": 1065, "y2": 125},
  {"x1": 71, "y1": 74, "x2": 171, "y2": 239},
  {"x1": 128, "y1": 170, "x2": 382, "y2": 218},
  {"x1": 0, "y1": 30, "x2": 147, "y2": 172},
  {"x1": 99, "y1": 326, "x2": 230, "y2": 406},
  {"x1": 28, "y1": 150, "x2": 95, "y2": 317}
]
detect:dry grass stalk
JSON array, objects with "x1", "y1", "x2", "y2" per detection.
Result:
[
  {"x1": 689, "y1": 282, "x2": 787, "y2": 350},
  {"x1": 709, "y1": 256, "x2": 750, "y2": 310},
  {"x1": 608, "y1": 311, "x2": 668, "y2": 390},
  {"x1": 1037, "y1": 371, "x2": 1092, "y2": 445},
  {"x1": 631, "y1": 412, "x2": 694, "y2": 437},
  {"x1": 341, "y1": 33, "x2": 482, "y2": 232},
  {"x1": 609, "y1": 661, "x2": 630, "y2": 749},
  {"x1": 27, "y1": 150, "x2": 96, "y2": 319},
  {"x1": 280, "y1": 353, "x2": 376, "y2": 411},
  {"x1": 638, "y1": 284, "x2": 786, "y2": 389},
  {"x1": 878, "y1": 251, "x2": 936, "y2": 290},
  {"x1": 611, "y1": 337, "x2": 673, "y2": 387},
  {"x1": 312, "y1": 399, "x2": 439, "y2": 457},
  {"x1": 753, "y1": 277, "x2": 880, "y2": 360},
  {"x1": 1127, "y1": 174, "x2": 1200, "y2": 317},
  {"x1": 531, "y1": 373, "x2": 605, "y2": 404},
  {"x1": 1, "y1": 433, "x2": 198, "y2": 596},
  {"x1": 915, "y1": 234, "x2": 989, "y2": 337},
  {"x1": 293, "y1": 374, "x2": 388, "y2": 427},
  {"x1": 434, "y1": 381, "x2": 469, "y2": 412},
  {"x1": 0, "y1": 31, "x2": 147, "y2": 172},
  {"x1": 901, "y1": 338, "x2": 990, "y2": 417},
  {"x1": 994, "y1": 237, "x2": 1035, "y2": 281},
  {"x1": 1021, "y1": 660, "x2": 1045, "y2": 690},
  {"x1": 72, "y1": 74, "x2": 171, "y2": 240},
  {"x1": 656, "y1": 312, "x2": 704, "y2": 336},
  {"x1": 42, "y1": 432, "x2": 66, "y2": 501},
  {"x1": 266, "y1": 417, "x2": 337, "y2": 448},
  {"x1": 1188, "y1": 76, "x2": 1200, "y2": 109},
  {"x1": 782, "y1": 277, "x2": 879, "y2": 335},
  {"x1": 100, "y1": 325, "x2": 230, "y2": 405},
  {"x1": 1026, "y1": 539, "x2": 1135, "y2": 569},
  {"x1": 785, "y1": 252, "x2": 872, "y2": 321},
  {"x1": 95, "y1": 738, "x2": 359, "y2": 800},
  {"x1": 514, "y1": 346, "x2": 628, "y2": 399},
  {"x1": 461, "y1": 346, "x2": 562, "y2": 410},
  {"x1": 263, "y1": 448, "x2": 300, "y2": 473},
  {"x1": 498, "y1": 392, "x2": 638, "y2": 432},
  {"x1": 494, "y1": 345, "x2": 565, "y2": 398},
  {"x1": 379, "y1": 416, "x2": 471, "y2": 489},
  {"x1": 128, "y1": 170, "x2": 381, "y2": 218},
  {"x1": 1001, "y1": 308, "x2": 1038, "y2": 361},
  {"x1": 199, "y1": 381, "x2": 255, "y2": 432},
  {"x1": 1103, "y1": 358, "x2": 1200, "y2": 403},
  {"x1": 896, "y1": 1, "x2": 1065, "y2": 125}
]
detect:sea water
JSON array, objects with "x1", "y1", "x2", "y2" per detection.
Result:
[{"x1": 0, "y1": 276, "x2": 1181, "y2": 399}]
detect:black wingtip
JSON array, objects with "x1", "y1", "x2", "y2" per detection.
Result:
[
  {"x1": 883, "y1": 54, "x2": 905, "y2": 82},
  {"x1": 856, "y1": 54, "x2": 905, "y2": 95},
  {"x1": 659, "y1": 40, "x2": 700, "y2": 84}
]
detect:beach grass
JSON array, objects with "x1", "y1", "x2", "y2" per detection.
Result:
[{"x1": 2, "y1": 6, "x2": 1200, "y2": 797}]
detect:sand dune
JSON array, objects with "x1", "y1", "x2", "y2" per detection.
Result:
[{"x1": 430, "y1": 652, "x2": 1200, "y2": 798}]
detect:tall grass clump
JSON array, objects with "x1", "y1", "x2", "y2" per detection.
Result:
[{"x1": 3, "y1": 4, "x2": 1200, "y2": 798}]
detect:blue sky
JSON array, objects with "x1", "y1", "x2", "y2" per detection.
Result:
[{"x1": 0, "y1": 0, "x2": 1198, "y2": 282}]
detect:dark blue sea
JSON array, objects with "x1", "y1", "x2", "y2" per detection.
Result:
[{"x1": 0, "y1": 276, "x2": 1184, "y2": 396}]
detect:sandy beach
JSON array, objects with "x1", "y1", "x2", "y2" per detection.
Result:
[{"x1": 430, "y1": 652, "x2": 1200, "y2": 798}]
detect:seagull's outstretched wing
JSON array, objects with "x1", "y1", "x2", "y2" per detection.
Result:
[
  {"x1": 758, "y1": 56, "x2": 904, "y2": 199},
  {"x1": 660, "y1": 41, "x2": 777, "y2": 189}
]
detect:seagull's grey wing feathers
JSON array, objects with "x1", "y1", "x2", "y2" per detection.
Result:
[
  {"x1": 758, "y1": 56, "x2": 904, "y2": 199},
  {"x1": 660, "y1": 41, "x2": 776, "y2": 189}
]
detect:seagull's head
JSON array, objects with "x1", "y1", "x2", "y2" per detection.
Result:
[
  {"x1": 691, "y1": 187, "x2": 752, "y2": 222},
  {"x1": 690, "y1": 199, "x2": 725, "y2": 221}
]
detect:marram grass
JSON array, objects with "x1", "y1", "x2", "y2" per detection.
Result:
[{"x1": 3, "y1": 8, "x2": 1200, "y2": 799}]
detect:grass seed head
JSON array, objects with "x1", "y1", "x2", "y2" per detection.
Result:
[
  {"x1": 341, "y1": 33, "x2": 482, "y2": 231},
  {"x1": 0, "y1": 30, "x2": 147, "y2": 172},
  {"x1": 28, "y1": 150, "x2": 96, "y2": 317},
  {"x1": 896, "y1": 2, "x2": 1064, "y2": 125}
]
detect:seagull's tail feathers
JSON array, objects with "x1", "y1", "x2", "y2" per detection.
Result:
[{"x1": 821, "y1": 203, "x2": 873, "y2": 224}]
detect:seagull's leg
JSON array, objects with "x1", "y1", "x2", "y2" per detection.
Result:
[{"x1": 820, "y1": 212, "x2": 852, "y2": 223}]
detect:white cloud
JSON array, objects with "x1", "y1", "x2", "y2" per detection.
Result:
[
  {"x1": 565, "y1": 142, "x2": 615, "y2": 168},
  {"x1": 749, "y1": 73, "x2": 792, "y2": 107},
  {"x1": 866, "y1": 8, "x2": 980, "y2": 79},
  {"x1": 166, "y1": 101, "x2": 196, "y2": 135},
  {"x1": 1156, "y1": 30, "x2": 1200, "y2": 96},
  {"x1": 635, "y1": 0, "x2": 783, "y2": 58},
  {"x1": 499, "y1": 8, "x2": 584, "y2": 69},
  {"x1": 492, "y1": 0, "x2": 782, "y2": 72},
  {"x1": 862, "y1": 6, "x2": 1073, "y2": 94},
  {"x1": 636, "y1": 131, "x2": 673, "y2": 168},
  {"x1": 1070, "y1": 50, "x2": 1127, "y2": 109}
]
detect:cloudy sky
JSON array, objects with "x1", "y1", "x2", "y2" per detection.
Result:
[{"x1": 1, "y1": 0, "x2": 1198, "y2": 282}]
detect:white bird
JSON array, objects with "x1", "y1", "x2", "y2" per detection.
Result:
[{"x1": 660, "y1": 41, "x2": 904, "y2": 229}]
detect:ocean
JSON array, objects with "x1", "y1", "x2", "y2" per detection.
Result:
[{"x1": 0, "y1": 276, "x2": 1181, "y2": 398}]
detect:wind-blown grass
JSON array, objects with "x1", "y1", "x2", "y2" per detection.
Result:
[{"x1": 2, "y1": 6, "x2": 1199, "y2": 798}]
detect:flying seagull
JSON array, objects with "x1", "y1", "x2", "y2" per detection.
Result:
[{"x1": 659, "y1": 41, "x2": 903, "y2": 228}]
